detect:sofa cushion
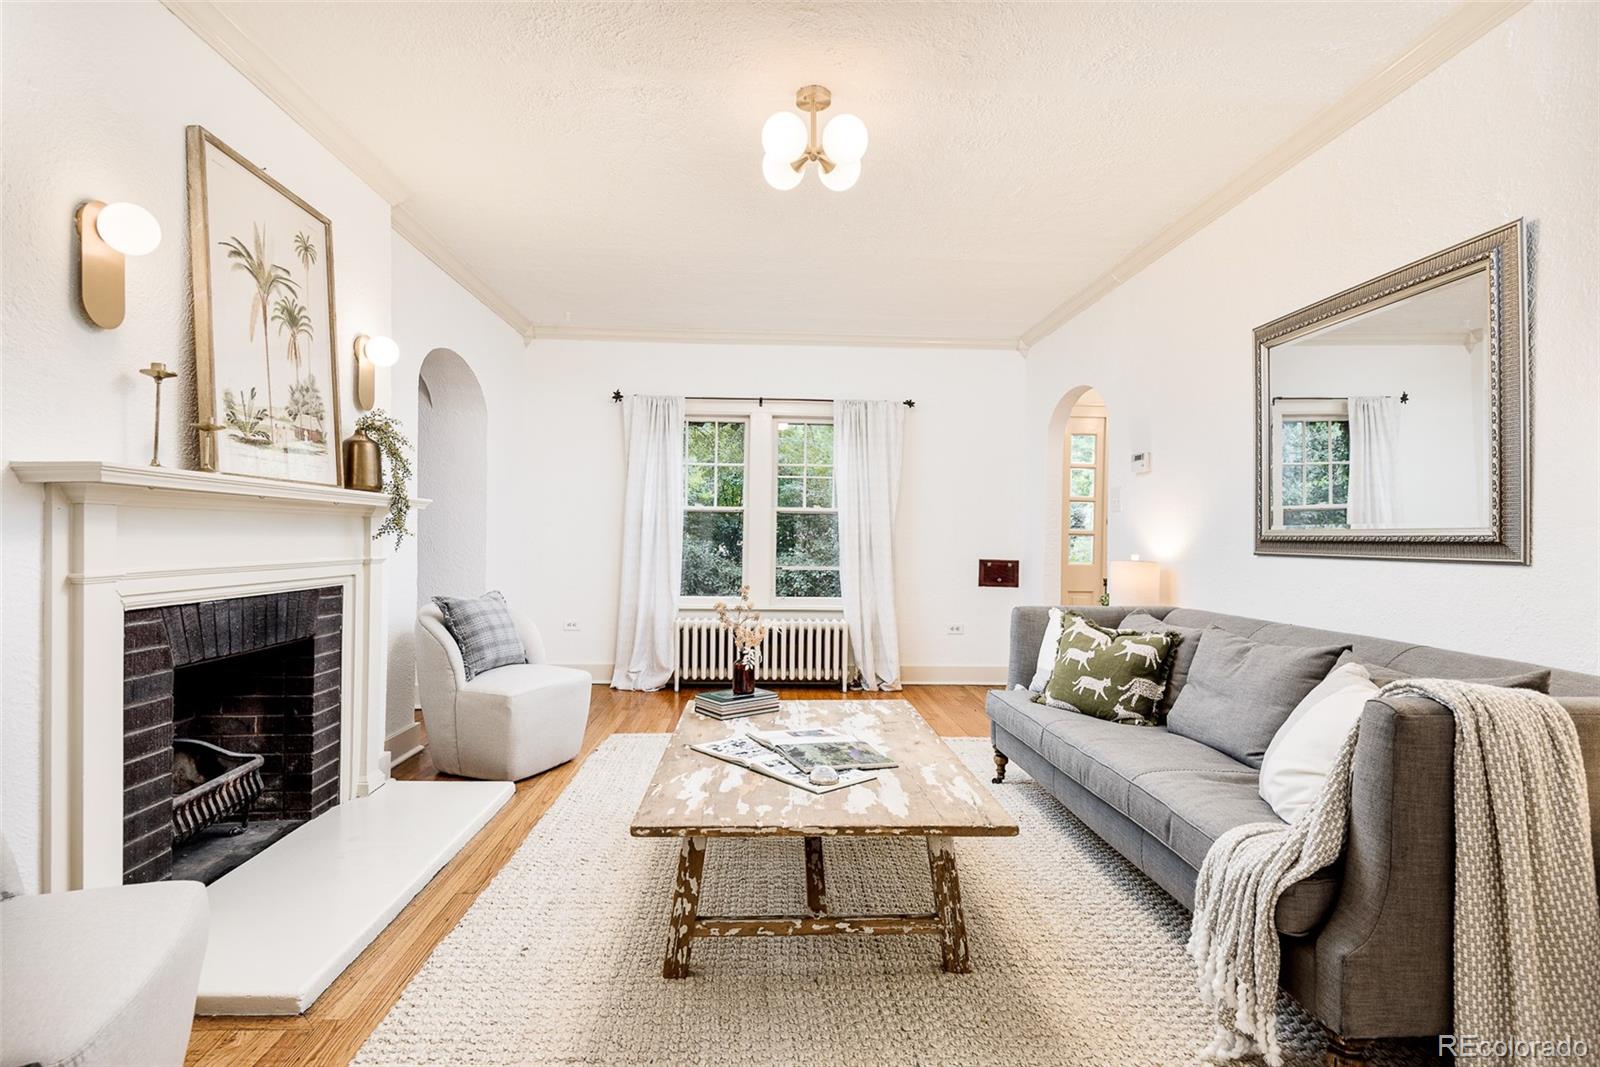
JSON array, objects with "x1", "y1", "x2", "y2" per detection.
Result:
[
  {"x1": 990, "y1": 689, "x2": 1340, "y2": 935},
  {"x1": 432, "y1": 591, "x2": 529, "y2": 681},
  {"x1": 1336, "y1": 650, "x2": 1552, "y2": 693},
  {"x1": 1040, "y1": 613, "x2": 1177, "y2": 724},
  {"x1": 1121, "y1": 611, "x2": 1204, "y2": 719},
  {"x1": 1028, "y1": 607, "x2": 1066, "y2": 692},
  {"x1": 1259, "y1": 662, "x2": 1376, "y2": 823},
  {"x1": 1166, "y1": 627, "x2": 1349, "y2": 768}
]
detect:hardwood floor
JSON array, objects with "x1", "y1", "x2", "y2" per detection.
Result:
[{"x1": 184, "y1": 685, "x2": 994, "y2": 1067}]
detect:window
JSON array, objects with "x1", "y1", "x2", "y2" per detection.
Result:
[
  {"x1": 774, "y1": 421, "x2": 840, "y2": 598},
  {"x1": 681, "y1": 420, "x2": 746, "y2": 597},
  {"x1": 1066, "y1": 432, "x2": 1097, "y2": 564},
  {"x1": 1276, "y1": 410, "x2": 1350, "y2": 529}
]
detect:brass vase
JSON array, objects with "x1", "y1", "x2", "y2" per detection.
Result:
[{"x1": 343, "y1": 429, "x2": 382, "y2": 491}]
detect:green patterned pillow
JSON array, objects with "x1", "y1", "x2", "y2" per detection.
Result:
[{"x1": 1037, "y1": 613, "x2": 1176, "y2": 725}]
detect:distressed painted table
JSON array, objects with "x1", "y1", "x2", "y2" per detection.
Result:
[{"x1": 629, "y1": 699, "x2": 1019, "y2": 978}]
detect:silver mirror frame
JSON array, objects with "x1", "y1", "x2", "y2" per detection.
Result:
[{"x1": 1253, "y1": 220, "x2": 1529, "y2": 564}]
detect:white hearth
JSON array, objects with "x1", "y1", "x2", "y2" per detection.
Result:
[{"x1": 11, "y1": 461, "x2": 401, "y2": 890}]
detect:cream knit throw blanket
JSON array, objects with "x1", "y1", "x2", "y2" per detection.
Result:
[{"x1": 1187, "y1": 679, "x2": 1600, "y2": 1065}]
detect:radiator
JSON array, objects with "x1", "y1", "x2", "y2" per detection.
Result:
[{"x1": 673, "y1": 616, "x2": 850, "y2": 692}]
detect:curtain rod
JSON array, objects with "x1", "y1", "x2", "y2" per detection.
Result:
[
  {"x1": 611, "y1": 390, "x2": 914, "y2": 408},
  {"x1": 1271, "y1": 392, "x2": 1409, "y2": 404}
]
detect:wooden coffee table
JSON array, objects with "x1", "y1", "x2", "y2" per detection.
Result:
[{"x1": 629, "y1": 699, "x2": 1018, "y2": 978}]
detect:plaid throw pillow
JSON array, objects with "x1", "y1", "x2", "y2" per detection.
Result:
[{"x1": 432, "y1": 591, "x2": 528, "y2": 681}]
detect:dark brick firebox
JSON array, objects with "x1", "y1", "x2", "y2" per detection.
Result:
[{"x1": 123, "y1": 587, "x2": 343, "y2": 884}]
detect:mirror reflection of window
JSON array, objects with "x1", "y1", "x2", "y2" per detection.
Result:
[{"x1": 1265, "y1": 268, "x2": 1491, "y2": 533}]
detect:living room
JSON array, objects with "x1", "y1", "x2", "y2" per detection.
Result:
[{"x1": 2, "y1": 2, "x2": 1596, "y2": 1066}]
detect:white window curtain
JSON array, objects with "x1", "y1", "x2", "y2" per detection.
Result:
[
  {"x1": 1347, "y1": 395, "x2": 1400, "y2": 529},
  {"x1": 835, "y1": 399, "x2": 905, "y2": 691},
  {"x1": 611, "y1": 395, "x2": 683, "y2": 690}
]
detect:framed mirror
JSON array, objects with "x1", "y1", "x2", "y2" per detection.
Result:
[{"x1": 1254, "y1": 221, "x2": 1528, "y2": 563}]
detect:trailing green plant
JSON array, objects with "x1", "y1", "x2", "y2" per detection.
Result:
[{"x1": 354, "y1": 409, "x2": 414, "y2": 548}]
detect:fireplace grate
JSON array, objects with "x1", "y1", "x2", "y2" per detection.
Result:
[{"x1": 172, "y1": 738, "x2": 265, "y2": 845}]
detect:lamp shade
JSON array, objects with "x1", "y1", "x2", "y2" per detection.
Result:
[
  {"x1": 96, "y1": 202, "x2": 161, "y2": 256},
  {"x1": 822, "y1": 113, "x2": 869, "y2": 164},
  {"x1": 762, "y1": 152, "x2": 804, "y2": 191},
  {"x1": 818, "y1": 159, "x2": 860, "y2": 192},
  {"x1": 362, "y1": 334, "x2": 400, "y2": 367},
  {"x1": 1109, "y1": 557, "x2": 1161, "y2": 605},
  {"x1": 761, "y1": 111, "x2": 807, "y2": 159}
]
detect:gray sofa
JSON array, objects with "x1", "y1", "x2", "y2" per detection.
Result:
[{"x1": 987, "y1": 605, "x2": 1600, "y2": 1062}]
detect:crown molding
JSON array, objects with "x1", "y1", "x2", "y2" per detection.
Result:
[
  {"x1": 1017, "y1": 0, "x2": 1529, "y2": 351},
  {"x1": 162, "y1": 0, "x2": 534, "y2": 338},
  {"x1": 391, "y1": 209, "x2": 536, "y2": 339},
  {"x1": 529, "y1": 324, "x2": 1022, "y2": 352}
]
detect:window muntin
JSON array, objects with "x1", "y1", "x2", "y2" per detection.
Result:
[
  {"x1": 1066, "y1": 431, "x2": 1098, "y2": 565},
  {"x1": 774, "y1": 421, "x2": 840, "y2": 600},
  {"x1": 1279, "y1": 416, "x2": 1350, "y2": 529},
  {"x1": 681, "y1": 419, "x2": 746, "y2": 597}
]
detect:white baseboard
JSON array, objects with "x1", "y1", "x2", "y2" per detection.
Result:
[
  {"x1": 899, "y1": 665, "x2": 1006, "y2": 686},
  {"x1": 385, "y1": 717, "x2": 424, "y2": 766},
  {"x1": 564, "y1": 664, "x2": 1003, "y2": 687}
]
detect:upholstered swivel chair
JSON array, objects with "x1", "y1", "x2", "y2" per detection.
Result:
[{"x1": 415, "y1": 603, "x2": 592, "y2": 780}]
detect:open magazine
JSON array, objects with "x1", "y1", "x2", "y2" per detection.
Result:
[
  {"x1": 748, "y1": 728, "x2": 898, "y2": 772},
  {"x1": 691, "y1": 734, "x2": 879, "y2": 794}
]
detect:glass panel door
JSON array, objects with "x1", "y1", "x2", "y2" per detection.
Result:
[{"x1": 1062, "y1": 416, "x2": 1107, "y2": 604}]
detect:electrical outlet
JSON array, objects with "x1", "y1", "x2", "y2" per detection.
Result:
[
  {"x1": 562, "y1": 621, "x2": 580, "y2": 632},
  {"x1": 947, "y1": 623, "x2": 965, "y2": 636}
]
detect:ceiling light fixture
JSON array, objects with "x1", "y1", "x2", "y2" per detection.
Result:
[{"x1": 761, "y1": 85, "x2": 868, "y2": 192}]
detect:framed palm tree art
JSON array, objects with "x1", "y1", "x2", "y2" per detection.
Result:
[{"x1": 186, "y1": 126, "x2": 342, "y2": 485}]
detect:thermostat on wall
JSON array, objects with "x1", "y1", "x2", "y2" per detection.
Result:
[{"x1": 1131, "y1": 450, "x2": 1152, "y2": 475}]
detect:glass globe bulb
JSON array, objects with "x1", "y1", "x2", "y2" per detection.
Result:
[
  {"x1": 762, "y1": 152, "x2": 804, "y2": 191},
  {"x1": 95, "y1": 202, "x2": 162, "y2": 256},
  {"x1": 362, "y1": 335, "x2": 400, "y2": 367},
  {"x1": 818, "y1": 159, "x2": 860, "y2": 192},
  {"x1": 761, "y1": 111, "x2": 807, "y2": 160},
  {"x1": 821, "y1": 113, "x2": 868, "y2": 165}
]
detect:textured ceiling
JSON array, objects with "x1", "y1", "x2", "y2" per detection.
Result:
[{"x1": 203, "y1": 1, "x2": 1463, "y2": 344}]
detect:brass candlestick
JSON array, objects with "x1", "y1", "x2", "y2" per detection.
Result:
[
  {"x1": 139, "y1": 362, "x2": 178, "y2": 467},
  {"x1": 194, "y1": 420, "x2": 227, "y2": 472}
]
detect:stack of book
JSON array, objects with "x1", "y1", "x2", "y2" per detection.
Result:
[{"x1": 693, "y1": 687, "x2": 779, "y2": 720}]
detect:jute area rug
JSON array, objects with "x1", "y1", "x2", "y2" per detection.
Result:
[{"x1": 356, "y1": 735, "x2": 1429, "y2": 1066}]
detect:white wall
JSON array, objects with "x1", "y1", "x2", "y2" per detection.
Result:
[
  {"x1": 521, "y1": 340, "x2": 1031, "y2": 682},
  {"x1": 416, "y1": 349, "x2": 490, "y2": 607},
  {"x1": 385, "y1": 235, "x2": 533, "y2": 742},
  {"x1": 1023, "y1": 2, "x2": 1600, "y2": 672},
  {"x1": 0, "y1": 0, "x2": 393, "y2": 889}
]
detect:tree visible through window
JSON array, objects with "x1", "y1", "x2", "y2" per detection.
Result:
[
  {"x1": 682, "y1": 420, "x2": 746, "y2": 596},
  {"x1": 775, "y1": 421, "x2": 841, "y2": 598},
  {"x1": 1280, "y1": 417, "x2": 1350, "y2": 528}
]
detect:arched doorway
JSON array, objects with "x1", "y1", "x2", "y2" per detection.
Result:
[
  {"x1": 416, "y1": 349, "x2": 488, "y2": 607},
  {"x1": 1043, "y1": 386, "x2": 1110, "y2": 605}
]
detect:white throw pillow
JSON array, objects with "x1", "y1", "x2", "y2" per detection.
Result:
[
  {"x1": 1029, "y1": 608, "x2": 1066, "y2": 692},
  {"x1": 1258, "y1": 662, "x2": 1377, "y2": 823}
]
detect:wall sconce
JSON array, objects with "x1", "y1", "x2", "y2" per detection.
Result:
[
  {"x1": 353, "y1": 334, "x2": 399, "y2": 410},
  {"x1": 75, "y1": 201, "x2": 162, "y2": 329}
]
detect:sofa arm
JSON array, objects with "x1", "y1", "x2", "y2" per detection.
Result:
[
  {"x1": 1308, "y1": 692, "x2": 1456, "y2": 1037},
  {"x1": 1557, "y1": 697, "x2": 1600, "y2": 870},
  {"x1": 1309, "y1": 691, "x2": 1600, "y2": 1038}
]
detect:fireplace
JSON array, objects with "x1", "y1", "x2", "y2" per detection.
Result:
[{"x1": 123, "y1": 587, "x2": 343, "y2": 884}]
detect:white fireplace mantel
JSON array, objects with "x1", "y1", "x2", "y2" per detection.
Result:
[{"x1": 12, "y1": 461, "x2": 423, "y2": 891}]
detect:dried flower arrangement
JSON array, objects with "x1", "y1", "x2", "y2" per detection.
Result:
[{"x1": 714, "y1": 585, "x2": 768, "y2": 669}]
